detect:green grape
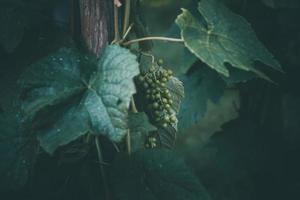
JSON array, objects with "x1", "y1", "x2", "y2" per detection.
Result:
[
  {"x1": 170, "y1": 116, "x2": 177, "y2": 123},
  {"x1": 164, "y1": 116, "x2": 170, "y2": 122},
  {"x1": 150, "y1": 66, "x2": 155, "y2": 72},
  {"x1": 138, "y1": 75, "x2": 145, "y2": 82},
  {"x1": 166, "y1": 93, "x2": 171, "y2": 98},
  {"x1": 162, "y1": 98, "x2": 168, "y2": 103},
  {"x1": 155, "y1": 111, "x2": 160, "y2": 116},
  {"x1": 147, "y1": 78, "x2": 153, "y2": 84},
  {"x1": 158, "y1": 59, "x2": 164, "y2": 65},
  {"x1": 143, "y1": 83, "x2": 149, "y2": 88},
  {"x1": 153, "y1": 102, "x2": 159, "y2": 109}
]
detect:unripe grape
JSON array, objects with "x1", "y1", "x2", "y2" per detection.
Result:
[
  {"x1": 147, "y1": 78, "x2": 153, "y2": 84},
  {"x1": 143, "y1": 83, "x2": 149, "y2": 88},
  {"x1": 164, "y1": 116, "x2": 170, "y2": 122},
  {"x1": 158, "y1": 59, "x2": 164, "y2": 65},
  {"x1": 170, "y1": 116, "x2": 177, "y2": 123},
  {"x1": 138, "y1": 75, "x2": 144, "y2": 82},
  {"x1": 167, "y1": 69, "x2": 173, "y2": 75},
  {"x1": 150, "y1": 67, "x2": 155, "y2": 72}
]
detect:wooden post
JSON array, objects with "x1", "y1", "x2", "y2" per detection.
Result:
[{"x1": 79, "y1": 0, "x2": 112, "y2": 56}]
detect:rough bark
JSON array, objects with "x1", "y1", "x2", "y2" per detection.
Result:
[{"x1": 79, "y1": 0, "x2": 112, "y2": 56}]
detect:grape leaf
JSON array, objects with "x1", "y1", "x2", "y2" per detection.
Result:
[
  {"x1": 0, "y1": 107, "x2": 38, "y2": 191},
  {"x1": 166, "y1": 76, "x2": 185, "y2": 114},
  {"x1": 178, "y1": 66, "x2": 226, "y2": 131},
  {"x1": 110, "y1": 149, "x2": 211, "y2": 200},
  {"x1": 175, "y1": 0, "x2": 282, "y2": 79},
  {"x1": 129, "y1": 112, "x2": 157, "y2": 152},
  {"x1": 158, "y1": 76, "x2": 184, "y2": 147},
  {"x1": 19, "y1": 45, "x2": 139, "y2": 154}
]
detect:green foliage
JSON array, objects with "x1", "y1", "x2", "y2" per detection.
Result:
[
  {"x1": 178, "y1": 66, "x2": 226, "y2": 131},
  {"x1": 110, "y1": 149, "x2": 211, "y2": 200},
  {"x1": 0, "y1": 107, "x2": 38, "y2": 190},
  {"x1": 19, "y1": 45, "x2": 139, "y2": 154},
  {"x1": 129, "y1": 112, "x2": 157, "y2": 152},
  {"x1": 176, "y1": 0, "x2": 282, "y2": 79},
  {"x1": 0, "y1": 0, "x2": 288, "y2": 198}
]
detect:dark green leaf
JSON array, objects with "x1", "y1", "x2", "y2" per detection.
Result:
[
  {"x1": 176, "y1": 0, "x2": 282, "y2": 79},
  {"x1": 0, "y1": 108, "x2": 38, "y2": 191},
  {"x1": 87, "y1": 45, "x2": 140, "y2": 141},
  {"x1": 178, "y1": 66, "x2": 226, "y2": 131},
  {"x1": 110, "y1": 149, "x2": 211, "y2": 200},
  {"x1": 19, "y1": 45, "x2": 139, "y2": 154},
  {"x1": 166, "y1": 76, "x2": 184, "y2": 114}
]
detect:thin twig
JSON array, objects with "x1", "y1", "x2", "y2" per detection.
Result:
[
  {"x1": 122, "y1": 23, "x2": 133, "y2": 40},
  {"x1": 112, "y1": 142, "x2": 121, "y2": 152},
  {"x1": 113, "y1": 4, "x2": 120, "y2": 42},
  {"x1": 123, "y1": 36, "x2": 184, "y2": 46},
  {"x1": 95, "y1": 137, "x2": 110, "y2": 200},
  {"x1": 130, "y1": 97, "x2": 138, "y2": 113},
  {"x1": 126, "y1": 130, "x2": 131, "y2": 155},
  {"x1": 122, "y1": 0, "x2": 131, "y2": 36}
]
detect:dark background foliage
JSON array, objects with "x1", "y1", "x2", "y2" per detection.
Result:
[{"x1": 1, "y1": 0, "x2": 300, "y2": 200}]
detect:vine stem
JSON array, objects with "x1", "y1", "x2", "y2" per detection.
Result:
[
  {"x1": 95, "y1": 136, "x2": 110, "y2": 200},
  {"x1": 122, "y1": 0, "x2": 131, "y2": 36},
  {"x1": 126, "y1": 97, "x2": 138, "y2": 155},
  {"x1": 123, "y1": 36, "x2": 184, "y2": 46},
  {"x1": 113, "y1": 2, "x2": 120, "y2": 42}
]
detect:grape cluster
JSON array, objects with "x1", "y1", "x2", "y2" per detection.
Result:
[
  {"x1": 137, "y1": 64, "x2": 176, "y2": 128},
  {"x1": 145, "y1": 136, "x2": 157, "y2": 149}
]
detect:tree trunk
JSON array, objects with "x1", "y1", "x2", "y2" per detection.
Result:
[{"x1": 79, "y1": 0, "x2": 113, "y2": 56}]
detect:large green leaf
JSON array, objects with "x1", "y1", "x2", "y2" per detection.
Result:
[
  {"x1": 178, "y1": 66, "x2": 226, "y2": 131},
  {"x1": 175, "y1": 0, "x2": 282, "y2": 79},
  {"x1": 110, "y1": 149, "x2": 211, "y2": 200},
  {"x1": 0, "y1": 107, "x2": 38, "y2": 191},
  {"x1": 166, "y1": 76, "x2": 185, "y2": 114},
  {"x1": 19, "y1": 45, "x2": 139, "y2": 154}
]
